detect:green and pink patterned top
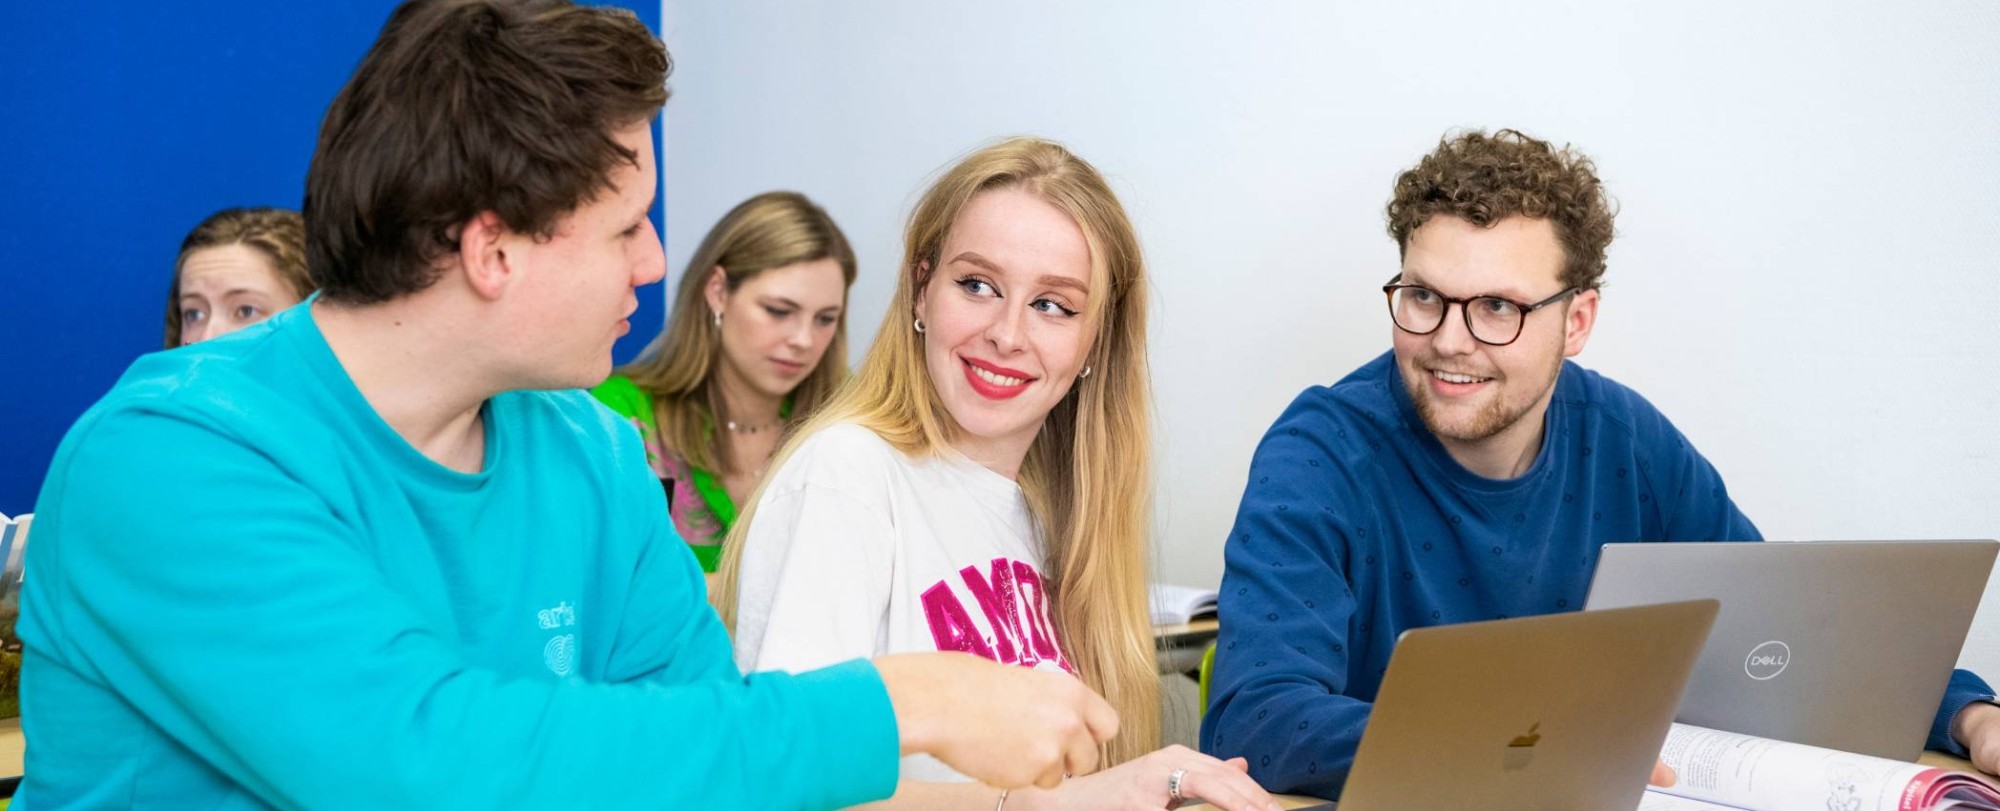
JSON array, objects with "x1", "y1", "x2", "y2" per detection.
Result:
[{"x1": 589, "y1": 375, "x2": 735, "y2": 572}]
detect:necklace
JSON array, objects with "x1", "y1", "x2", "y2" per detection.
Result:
[{"x1": 723, "y1": 417, "x2": 786, "y2": 434}]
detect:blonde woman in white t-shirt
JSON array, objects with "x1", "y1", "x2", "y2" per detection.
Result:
[{"x1": 716, "y1": 137, "x2": 1279, "y2": 811}]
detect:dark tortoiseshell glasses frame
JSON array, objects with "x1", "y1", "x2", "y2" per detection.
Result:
[{"x1": 1382, "y1": 275, "x2": 1578, "y2": 347}]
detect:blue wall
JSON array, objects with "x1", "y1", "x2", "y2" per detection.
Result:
[{"x1": 0, "y1": 2, "x2": 666, "y2": 516}]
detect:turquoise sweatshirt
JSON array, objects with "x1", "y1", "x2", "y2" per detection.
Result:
[{"x1": 16, "y1": 303, "x2": 898, "y2": 810}]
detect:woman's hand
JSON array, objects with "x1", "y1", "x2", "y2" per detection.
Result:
[{"x1": 1014, "y1": 744, "x2": 1282, "y2": 811}]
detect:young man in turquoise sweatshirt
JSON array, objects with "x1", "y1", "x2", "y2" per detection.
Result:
[{"x1": 16, "y1": 2, "x2": 1117, "y2": 808}]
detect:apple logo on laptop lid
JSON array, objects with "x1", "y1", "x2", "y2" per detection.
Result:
[{"x1": 1502, "y1": 722, "x2": 1541, "y2": 772}]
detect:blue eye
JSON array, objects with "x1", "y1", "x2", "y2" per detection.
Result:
[
  {"x1": 234, "y1": 305, "x2": 265, "y2": 320},
  {"x1": 1032, "y1": 298, "x2": 1079, "y2": 317},
  {"x1": 956, "y1": 278, "x2": 996, "y2": 297},
  {"x1": 182, "y1": 308, "x2": 207, "y2": 324}
]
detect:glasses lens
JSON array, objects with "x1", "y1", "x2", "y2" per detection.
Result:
[
  {"x1": 1467, "y1": 297, "x2": 1524, "y2": 344},
  {"x1": 1390, "y1": 287, "x2": 1445, "y2": 333}
]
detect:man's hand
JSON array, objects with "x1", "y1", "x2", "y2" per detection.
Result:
[
  {"x1": 1651, "y1": 759, "x2": 1678, "y2": 788},
  {"x1": 1951, "y1": 701, "x2": 2000, "y2": 776},
  {"x1": 875, "y1": 652, "x2": 1121, "y2": 789}
]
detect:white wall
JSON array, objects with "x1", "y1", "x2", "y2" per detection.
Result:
[{"x1": 658, "y1": 1, "x2": 2000, "y2": 676}]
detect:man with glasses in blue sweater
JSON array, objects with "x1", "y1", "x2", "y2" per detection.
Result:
[{"x1": 1199, "y1": 128, "x2": 2000, "y2": 800}]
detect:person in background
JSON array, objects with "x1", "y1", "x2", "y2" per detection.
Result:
[
  {"x1": 16, "y1": 3, "x2": 1118, "y2": 808},
  {"x1": 719, "y1": 137, "x2": 1280, "y2": 811},
  {"x1": 164, "y1": 207, "x2": 313, "y2": 347},
  {"x1": 1200, "y1": 128, "x2": 2000, "y2": 800},
  {"x1": 593, "y1": 191, "x2": 855, "y2": 573}
]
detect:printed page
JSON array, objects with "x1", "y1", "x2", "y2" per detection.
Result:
[
  {"x1": 1652, "y1": 723, "x2": 1933, "y2": 811},
  {"x1": 1936, "y1": 780, "x2": 2000, "y2": 808},
  {"x1": 1638, "y1": 789, "x2": 1741, "y2": 810}
]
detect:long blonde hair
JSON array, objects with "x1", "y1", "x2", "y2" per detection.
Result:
[
  {"x1": 715, "y1": 137, "x2": 1158, "y2": 764},
  {"x1": 615, "y1": 191, "x2": 857, "y2": 475}
]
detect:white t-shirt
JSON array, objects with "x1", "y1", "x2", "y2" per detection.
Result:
[{"x1": 732, "y1": 422, "x2": 1073, "y2": 783}]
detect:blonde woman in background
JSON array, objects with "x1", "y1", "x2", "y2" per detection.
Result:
[
  {"x1": 717, "y1": 138, "x2": 1278, "y2": 811},
  {"x1": 165, "y1": 207, "x2": 314, "y2": 347},
  {"x1": 593, "y1": 191, "x2": 856, "y2": 573}
]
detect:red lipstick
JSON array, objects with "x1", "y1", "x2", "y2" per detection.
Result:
[{"x1": 961, "y1": 356, "x2": 1034, "y2": 401}]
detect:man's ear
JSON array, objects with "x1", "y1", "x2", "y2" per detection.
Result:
[
  {"x1": 456, "y1": 211, "x2": 513, "y2": 301},
  {"x1": 702, "y1": 266, "x2": 730, "y2": 318},
  {"x1": 1563, "y1": 287, "x2": 1600, "y2": 358}
]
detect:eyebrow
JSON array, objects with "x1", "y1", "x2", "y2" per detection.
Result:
[
  {"x1": 948, "y1": 252, "x2": 1090, "y2": 294},
  {"x1": 948, "y1": 251, "x2": 1003, "y2": 274},
  {"x1": 626, "y1": 196, "x2": 656, "y2": 227},
  {"x1": 1402, "y1": 271, "x2": 1529, "y2": 301},
  {"x1": 182, "y1": 288, "x2": 274, "y2": 301},
  {"x1": 1037, "y1": 274, "x2": 1089, "y2": 294}
]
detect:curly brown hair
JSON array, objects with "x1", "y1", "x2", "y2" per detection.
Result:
[
  {"x1": 1386, "y1": 128, "x2": 1616, "y2": 291},
  {"x1": 165, "y1": 207, "x2": 313, "y2": 348}
]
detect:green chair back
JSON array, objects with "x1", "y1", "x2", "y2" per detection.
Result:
[{"x1": 1197, "y1": 641, "x2": 1217, "y2": 712}]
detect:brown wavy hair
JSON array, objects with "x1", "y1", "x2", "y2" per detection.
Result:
[
  {"x1": 1386, "y1": 128, "x2": 1616, "y2": 291},
  {"x1": 164, "y1": 207, "x2": 312, "y2": 348},
  {"x1": 305, "y1": 0, "x2": 670, "y2": 304}
]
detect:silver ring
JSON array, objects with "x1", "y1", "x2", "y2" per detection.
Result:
[{"x1": 1167, "y1": 766, "x2": 1189, "y2": 801}]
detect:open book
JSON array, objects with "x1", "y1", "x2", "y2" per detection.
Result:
[
  {"x1": 1637, "y1": 723, "x2": 1998, "y2": 811},
  {"x1": 0, "y1": 513, "x2": 28, "y2": 595},
  {"x1": 0, "y1": 512, "x2": 30, "y2": 718},
  {"x1": 1149, "y1": 583, "x2": 1218, "y2": 626}
]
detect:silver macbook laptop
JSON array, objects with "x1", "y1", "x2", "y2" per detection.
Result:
[
  {"x1": 1327, "y1": 599, "x2": 1719, "y2": 811},
  {"x1": 1584, "y1": 539, "x2": 1998, "y2": 761}
]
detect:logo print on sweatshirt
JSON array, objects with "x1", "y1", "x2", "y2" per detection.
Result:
[
  {"x1": 921, "y1": 557, "x2": 1072, "y2": 673},
  {"x1": 538, "y1": 601, "x2": 577, "y2": 630},
  {"x1": 537, "y1": 600, "x2": 578, "y2": 677},
  {"x1": 544, "y1": 634, "x2": 577, "y2": 678}
]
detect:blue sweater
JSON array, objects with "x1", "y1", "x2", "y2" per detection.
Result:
[
  {"x1": 17, "y1": 304, "x2": 898, "y2": 810},
  {"x1": 1199, "y1": 352, "x2": 1993, "y2": 799}
]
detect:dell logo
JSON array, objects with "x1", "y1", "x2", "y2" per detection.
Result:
[{"x1": 1744, "y1": 640, "x2": 1790, "y2": 680}]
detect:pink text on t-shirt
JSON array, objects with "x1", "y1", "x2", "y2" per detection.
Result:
[{"x1": 920, "y1": 556, "x2": 1072, "y2": 673}]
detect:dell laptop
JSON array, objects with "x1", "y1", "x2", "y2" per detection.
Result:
[{"x1": 1584, "y1": 539, "x2": 1998, "y2": 760}]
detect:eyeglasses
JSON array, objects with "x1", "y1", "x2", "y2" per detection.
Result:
[{"x1": 1382, "y1": 275, "x2": 1577, "y2": 347}]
